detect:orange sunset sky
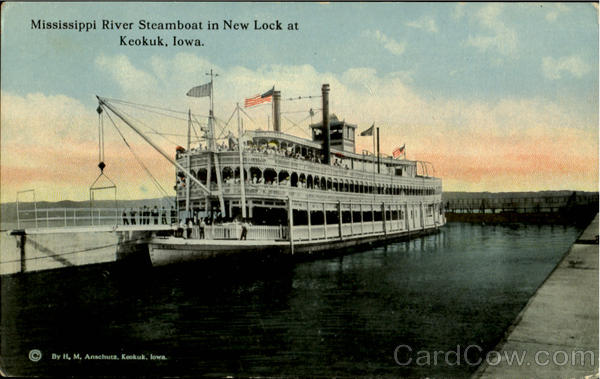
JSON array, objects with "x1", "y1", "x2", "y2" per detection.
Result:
[{"x1": 1, "y1": 3, "x2": 598, "y2": 203}]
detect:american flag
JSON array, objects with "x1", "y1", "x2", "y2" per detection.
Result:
[
  {"x1": 245, "y1": 87, "x2": 274, "y2": 108},
  {"x1": 392, "y1": 144, "x2": 405, "y2": 158}
]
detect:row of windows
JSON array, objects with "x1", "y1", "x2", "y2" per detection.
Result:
[{"x1": 178, "y1": 166, "x2": 440, "y2": 196}]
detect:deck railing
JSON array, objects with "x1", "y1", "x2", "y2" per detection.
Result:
[
  {"x1": 15, "y1": 207, "x2": 176, "y2": 229},
  {"x1": 14, "y1": 205, "x2": 441, "y2": 243},
  {"x1": 185, "y1": 218, "x2": 423, "y2": 242},
  {"x1": 195, "y1": 224, "x2": 285, "y2": 240}
]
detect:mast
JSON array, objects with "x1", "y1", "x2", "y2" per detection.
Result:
[
  {"x1": 372, "y1": 125, "x2": 376, "y2": 198},
  {"x1": 206, "y1": 69, "x2": 217, "y2": 150},
  {"x1": 187, "y1": 109, "x2": 191, "y2": 150},
  {"x1": 237, "y1": 104, "x2": 247, "y2": 219},
  {"x1": 377, "y1": 127, "x2": 380, "y2": 174},
  {"x1": 205, "y1": 69, "x2": 226, "y2": 215},
  {"x1": 186, "y1": 109, "x2": 191, "y2": 214}
]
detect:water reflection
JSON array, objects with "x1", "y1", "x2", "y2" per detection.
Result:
[{"x1": 1, "y1": 223, "x2": 582, "y2": 377}]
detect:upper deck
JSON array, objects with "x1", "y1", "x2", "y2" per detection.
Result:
[
  {"x1": 178, "y1": 130, "x2": 438, "y2": 179},
  {"x1": 175, "y1": 129, "x2": 441, "y2": 204},
  {"x1": 173, "y1": 84, "x2": 442, "y2": 214}
]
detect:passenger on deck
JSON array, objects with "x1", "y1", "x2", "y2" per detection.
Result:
[
  {"x1": 142, "y1": 206, "x2": 149, "y2": 225},
  {"x1": 187, "y1": 218, "x2": 193, "y2": 238},
  {"x1": 170, "y1": 206, "x2": 177, "y2": 224},
  {"x1": 240, "y1": 219, "x2": 249, "y2": 240},
  {"x1": 122, "y1": 209, "x2": 129, "y2": 225},
  {"x1": 152, "y1": 206, "x2": 159, "y2": 224},
  {"x1": 199, "y1": 218, "x2": 206, "y2": 239},
  {"x1": 179, "y1": 219, "x2": 187, "y2": 238},
  {"x1": 130, "y1": 208, "x2": 136, "y2": 225},
  {"x1": 161, "y1": 206, "x2": 167, "y2": 224}
]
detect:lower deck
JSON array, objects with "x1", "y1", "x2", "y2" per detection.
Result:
[
  {"x1": 151, "y1": 198, "x2": 445, "y2": 266},
  {"x1": 3, "y1": 196, "x2": 445, "y2": 274},
  {"x1": 149, "y1": 223, "x2": 443, "y2": 266}
]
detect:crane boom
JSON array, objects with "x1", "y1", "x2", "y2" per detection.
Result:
[{"x1": 96, "y1": 96, "x2": 212, "y2": 196}]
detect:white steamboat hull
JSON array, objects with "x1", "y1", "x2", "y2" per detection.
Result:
[{"x1": 148, "y1": 223, "x2": 443, "y2": 267}]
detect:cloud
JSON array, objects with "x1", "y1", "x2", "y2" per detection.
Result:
[
  {"x1": 0, "y1": 90, "x2": 177, "y2": 202},
  {"x1": 452, "y1": 3, "x2": 466, "y2": 20},
  {"x1": 406, "y1": 16, "x2": 438, "y2": 33},
  {"x1": 465, "y1": 4, "x2": 518, "y2": 56},
  {"x1": 364, "y1": 30, "x2": 406, "y2": 56},
  {"x1": 411, "y1": 97, "x2": 598, "y2": 191},
  {"x1": 0, "y1": 92, "x2": 96, "y2": 147},
  {"x1": 542, "y1": 55, "x2": 592, "y2": 80},
  {"x1": 545, "y1": 3, "x2": 569, "y2": 22},
  {"x1": 96, "y1": 54, "x2": 158, "y2": 95},
  {"x1": 1, "y1": 55, "x2": 597, "y2": 202}
]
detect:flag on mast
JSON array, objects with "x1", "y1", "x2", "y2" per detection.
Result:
[
  {"x1": 392, "y1": 144, "x2": 406, "y2": 159},
  {"x1": 360, "y1": 123, "x2": 374, "y2": 136},
  {"x1": 245, "y1": 87, "x2": 274, "y2": 107},
  {"x1": 186, "y1": 82, "x2": 212, "y2": 98}
]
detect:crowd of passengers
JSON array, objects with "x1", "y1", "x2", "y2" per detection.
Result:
[
  {"x1": 179, "y1": 142, "x2": 351, "y2": 168},
  {"x1": 178, "y1": 175, "x2": 434, "y2": 196},
  {"x1": 120, "y1": 205, "x2": 253, "y2": 240},
  {"x1": 121, "y1": 205, "x2": 176, "y2": 225},
  {"x1": 182, "y1": 173, "x2": 360, "y2": 190}
]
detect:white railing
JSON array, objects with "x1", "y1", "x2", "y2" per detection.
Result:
[
  {"x1": 196, "y1": 224, "x2": 285, "y2": 240},
  {"x1": 16, "y1": 207, "x2": 177, "y2": 229},
  {"x1": 184, "y1": 219, "x2": 414, "y2": 242},
  {"x1": 14, "y1": 206, "x2": 430, "y2": 243}
]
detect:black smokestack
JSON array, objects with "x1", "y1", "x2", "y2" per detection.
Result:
[
  {"x1": 321, "y1": 84, "x2": 330, "y2": 165},
  {"x1": 273, "y1": 90, "x2": 281, "y2": 132}
]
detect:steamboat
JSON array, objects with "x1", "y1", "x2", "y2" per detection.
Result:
[
  {"x1": 2, "y1": 80, "x2": 444, "y2": 275},
  {"x1": 105, "y1": 81, "x2": 445, "y2": 266}
]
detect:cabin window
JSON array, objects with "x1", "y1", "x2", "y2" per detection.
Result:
[
  {"x1": 373, "y1": 211, "x2": 382, "y2": 222},
  {"x1": 426, "y1": 205, "x2": 434, "y2": 217}
]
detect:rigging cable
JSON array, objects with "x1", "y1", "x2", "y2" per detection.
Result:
[
  {"x1": 101, "y1": 105, "x2": 172, "y2": 203},
  {"x1": 97, "y1": 105, "x2": 104, "y2": 163},
  {"x1": 282, "y1": 115, "x2": 311, "y2": 138},
  {"x1": 238, "y1": 107, "x2": 255, "y2": 123},
  {"x1": 105, "y1": 97, "x2": 210, "y2": 122},
  {"x1": 114, "y1": 105, "x2": 181, "y2": 147},
  {"x1": 214, "y1": 108, "x2": 238, "y2": 140},
  {"x1": 282, "y1": 95, "x2": 321, "y2": 101},
  {"x1": 106, "y1": 97, "x2": 208, "y2": 117}
]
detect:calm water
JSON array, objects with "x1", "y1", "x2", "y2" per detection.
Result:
[{"x1": 1, "y1": 223, "x2": 582, "y2": 378}]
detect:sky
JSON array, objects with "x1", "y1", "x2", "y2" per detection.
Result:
[{"x1": 1, "y1": 2, "x2": 598, "y2": 203}]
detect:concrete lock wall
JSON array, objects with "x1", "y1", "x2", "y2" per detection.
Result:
[{"x1": 0, "y1": 229, "x2": 146, "y2": 275}]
